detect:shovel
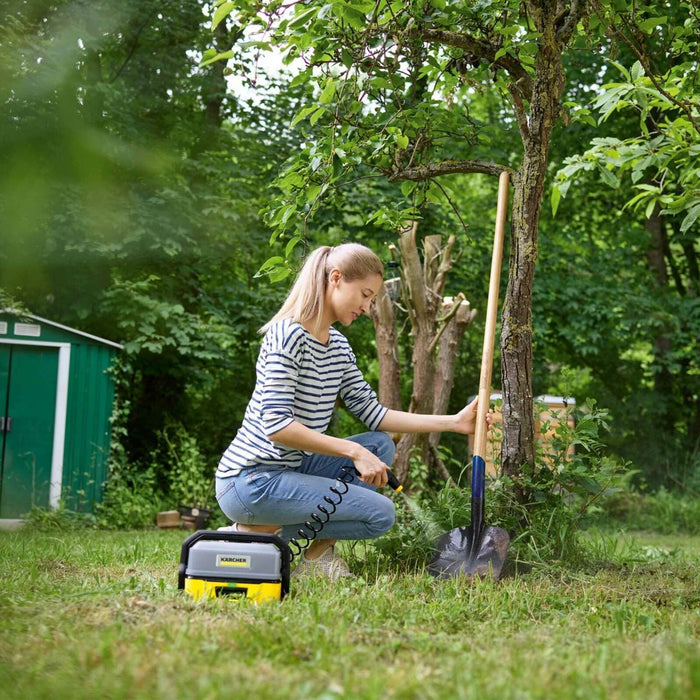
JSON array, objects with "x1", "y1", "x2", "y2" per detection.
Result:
[{"x1": 428, "y1": 170, "x2": 511, "y2": 581}]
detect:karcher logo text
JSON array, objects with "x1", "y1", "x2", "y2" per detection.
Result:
[{"x1": 217, "y1": 554, "x2": 251, "y2": 568}]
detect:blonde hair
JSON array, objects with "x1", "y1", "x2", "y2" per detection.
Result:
[{"x1": 260, "y1": 243, "x2": 384, "y2": 334}]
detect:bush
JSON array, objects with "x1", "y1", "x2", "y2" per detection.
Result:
[
  {"x1": 24, "y1": 503, "x2": 98, "y2": 531},
  {"x1": 594, "y1": 487, "x2": 700, "y2": 535},
  {"x1": 95, "y1": 421, "x2": 217, "y2": 529},
  {"x1": 158, "y1": 422, "x2": 215, "y2": 509},
  {"x1": 95, "y1": 460, "x2": 166, "y2": 529},
  {"x1": 374, "y1": 398, "x2": 632, "y2": 569}
]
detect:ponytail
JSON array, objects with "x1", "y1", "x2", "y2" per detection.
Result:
[{"x1": 260, "y1": 243, "x2": 383, "y2": 334}]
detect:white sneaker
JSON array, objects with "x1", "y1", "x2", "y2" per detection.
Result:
[{"x1": 291, "y1": 546, "x2": 354, "y2": 582}]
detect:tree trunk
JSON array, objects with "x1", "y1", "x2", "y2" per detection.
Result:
[
  {"x1": 370, "y1": 283, "x2": 402, "y2": 411},
  {"x1": 191, "y1": 20, "x2": 242, "y2": 156},
  {"x1": 500, "y1": 7, "x2": 568, "y2": 502},
  {"x1": 429, "y1": 295, "x2": 477, "y2": 477},
  {"x1": 393, "y1": 225, "x2": 440, "y2": 481},
  {"x1": 645, "y1": 209, "x2": 676, "y2": 433},
  {"x1": 370, "y1": 223, "x2": 475, "y2": 485}
]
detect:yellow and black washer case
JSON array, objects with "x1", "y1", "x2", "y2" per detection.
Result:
[{"x1": 178, "y1": 530, "x2": 291, "y2": 603}]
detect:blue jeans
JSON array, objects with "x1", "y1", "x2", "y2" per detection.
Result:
[{"x1": 215, "y1": 432, "x2": 396, "y2": 542}]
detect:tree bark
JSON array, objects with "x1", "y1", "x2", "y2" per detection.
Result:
[
  {"x1": 191, "y1": 19, "x2": 243, "y2": 156},
  {"x1": 370, "y1": 223, "x2": 475, "y2": 485},
  {"x1": 429, "y1": 294, "x2": 477, "y2": 478},
  {"x1": 392, "y1": 224, "x2": 440, "y2": 482},
  {"x1": 645, "y1": 209, "x2": 675, "y2": 433},
  {"x1": 499, "y1": 4, "x2": 573, "y2": 502},
  {"x1": 370, "y1": 283, "x2": 402, "y2": 411}
]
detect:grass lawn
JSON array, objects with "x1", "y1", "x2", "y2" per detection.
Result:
[{"x1": 1, "y1": 527, "x2": 698, "y2": 699}]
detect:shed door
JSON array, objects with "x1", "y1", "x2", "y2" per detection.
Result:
[{"x1": 0, "y1": 345, "x2": 58, "y2": 518}]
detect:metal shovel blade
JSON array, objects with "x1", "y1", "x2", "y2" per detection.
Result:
[{"x1": 428, "y1": 524, "x2": 510, "y2": 580}]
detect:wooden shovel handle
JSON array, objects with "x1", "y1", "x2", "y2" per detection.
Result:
[{"x1": 473, "y1": 171, "x2": 510, "y2": 458}]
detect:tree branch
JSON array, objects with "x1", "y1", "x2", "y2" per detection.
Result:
[
  {"x1": 398, "y1": 221, "x2": 427, "y2": 322},
  {"x1": 428, "y1": 292, "x2": 468, "y2": 354},
  {"x1": 109, "y1": 11, "x2": 157, "y2": 83},
  {"x1": 508, "y1": 83, "x2": 531, "y2": 141},
  {"x1": 432, "y1": 234, "x2": 456, "y2": 296},
  {"x1": 387, "y1": 159, "x2": 513, "y2": 182},
  {"x1": 596, "y1": 1, "x2": 700, "y2": 137},
  {"x1": 408, "y1": 27, "x2": 534, "y2": 100},
  {"x1": 556, "y1": 0, "x2": 588, "y2": 45}
]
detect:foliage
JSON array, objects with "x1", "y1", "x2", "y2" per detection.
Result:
[
  {"x1": 0, "y1": 0, "x2": 310, "y2": 482},
  {"x1": 0, "y1": 290, "x2": 31, "y2": 317},
  {"x1": 206, "y1": 0, "x2": 532, "y2": 278},
  {"x1": 376, "y1": 397, "x2": 630, "y2": 568},
  {"x1": 98, "y1": 374, "x2": 215, "y2": 527},
  {"x1": 499, "y1": 400, "x2": 630, "y2": 564},
  {"x1": 553, "y1": 59, "x2": 700, "y2": 230},
  {"x1": 539, "y1": 3, "x2": 700, "y2": 476},
  {"x1": 593, "y1": 486, "x2": 700, "y2": 536},
  {"x1": 153, "y1": 422, "x2": 215, "y2": 509},
  {"x1": 2, "y1": 1, "x2": 698, "y2": 521},
  {"x1": 23, "y1": 503, "x2": 98, "y2": 531},
  {"x1": 95, "y1": 459, "x2": 166, "y2": 530},
  {"x1": 207, "y1": 0, "x2": 679, "y2": 493},
  {"x1": 553, "y1": 4, "x2": 700, "y2": 228}
]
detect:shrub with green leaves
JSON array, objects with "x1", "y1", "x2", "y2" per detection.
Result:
[
  {"x1": 95, "y1": 460, "x2": 166, "y2": 530},
  {"x1": 594, "y1": 487, "x2": 700, "y2": 536},
  {"x1": 375, "y1": 398, "x2": 631, "y2": 569},
  {"x1": 158, "y1": 422, "x2": 215, "y2": 509}
]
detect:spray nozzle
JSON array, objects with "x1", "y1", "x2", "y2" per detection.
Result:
[
  {"x1": 386, "y1": 470, "x2": 403, "y2": 492},
  {"x1": 352, "y1": 467, "x2": 402, "y2": 492}
]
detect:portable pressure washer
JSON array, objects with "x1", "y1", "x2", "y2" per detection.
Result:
[
  {"x1": 178, "y1": 467, "x2": 402, "y2": 603},
  {"x1": 179, "y1": 529, "x2": 292, "y2": 603}
]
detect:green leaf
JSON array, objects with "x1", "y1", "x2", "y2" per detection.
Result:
[
  {"x1": 341, "y1": 48, "x2": 354, "y2": 68},
  {"x1": 597, "y1": 164, "x2": 620, "y2": 189},
  {"x1": 425, "y1": 181, "x2": 443, "y2": 204},
  {"x1": 291, "y1": 105, "x2": 319, "y2": 127},
  {"x1": 608, "y1": 61, "x2": 631, "y2": 82},
  {"x1": 212, "y1": 2, "x2": 235, "y2": 31},
  {"x1": 339, "y1": 6, "x2": 367, "y2": 30},
  {"x1": 269, "y1": 266, "x2": 292, "y2": 282},
  {"x1": 638, "y1": 16, "x2": 667, "y2": 34},
  {"x1": 645, "y1": 198, "x2": 657, "y2": 219},
  {"x1": 396, "y1": 133, "x2": 409, "y2": 149},
  {"x1": 200, "y1": 50, "x2": 234, "y2": 68},
  {"x1": 309, "y1": 106, "x2": 326, "y2": 125},
  {"x1": 401, "y1": 180, "x2": 417, "y2": 197},
  {"x1": 332, "y1": 153, "x2": 343, "y2": 179},
  {"x1": 285, "y1": 236, "x2": 301, "y2": 259},
  {"x1": 258, "y1": 256, "x2": 285, "y2": 272},
  {"x1": 630, "y1": 60, "x2": 645, "y2": 81},
  {"x1": 288, "y1": 7, "x2": 319, "y2": 30},
  {"x1": 680, "y1": 204, "x2": 700, "y2": 233},
  {"x1": 551, "y1": 185, "x2": 562, "y2": 217},
  {"x1": 319, "y1": 78, "x2": 336, "y2": 104}
]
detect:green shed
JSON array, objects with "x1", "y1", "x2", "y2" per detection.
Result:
[{"x1": 0, "y1": 311, "x2": 122, "y2": 522}]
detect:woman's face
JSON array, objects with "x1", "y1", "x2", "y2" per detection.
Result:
[{"x1": 327, "y1": 271, "x2": 383, "y2": 326}]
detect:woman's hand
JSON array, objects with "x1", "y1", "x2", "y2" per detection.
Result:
[
  {"x1": 453, "y1": 396, "x2": 493, "y2": 435},
  {"x1": 351, "y1": 446, "x2": 390, "y2": 488}
]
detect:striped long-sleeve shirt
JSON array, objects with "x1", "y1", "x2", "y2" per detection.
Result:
[{"x1": 216, "y1": 318, "x2": 388, "y2": 477}]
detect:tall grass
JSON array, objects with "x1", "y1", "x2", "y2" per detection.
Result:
[
  {"x1": 1, "y1": 527, "x2": 698, "y2": 699},
  {"x1": 591, "y1": 487, "x2": 700, "y2": 535}
]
